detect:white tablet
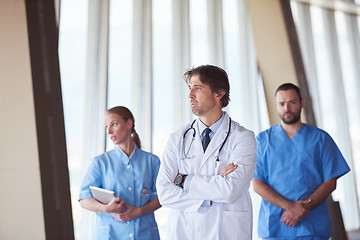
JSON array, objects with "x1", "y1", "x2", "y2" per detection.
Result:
[{"x1": 89, "y1": 186, "x2": 116, "y2": 204}]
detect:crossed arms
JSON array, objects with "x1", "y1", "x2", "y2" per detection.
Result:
[{"x1": 156, "y1": 130, "x2": 257, "y2": 211}]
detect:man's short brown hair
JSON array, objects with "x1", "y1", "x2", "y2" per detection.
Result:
[{"x1": 184, "y1": 65, "x2": 230, "y2": 108}]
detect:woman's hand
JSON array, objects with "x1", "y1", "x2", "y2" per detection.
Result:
[
  {"x1": 114, "y1": 203, "x2": 141, "y2": 222},
  {"x1": 105, "y1": 197, "x2": 125, "y2": 213}
]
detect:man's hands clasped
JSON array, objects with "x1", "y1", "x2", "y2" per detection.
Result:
[{"x1": 281, "y1": 199, "x2": 312, "y2": 227}]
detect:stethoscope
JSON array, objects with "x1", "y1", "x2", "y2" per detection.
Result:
[{"x1": 182, "y1": 118, "x2": 232, "y2": 162}]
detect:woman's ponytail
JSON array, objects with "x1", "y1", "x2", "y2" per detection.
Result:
[{"x1": 131, "y1": 131, "x2": 142, "y2": 149}]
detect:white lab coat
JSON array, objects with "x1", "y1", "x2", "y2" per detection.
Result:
[{"x1": 156, "y1": 112, "x2": 257, "y2": 240}]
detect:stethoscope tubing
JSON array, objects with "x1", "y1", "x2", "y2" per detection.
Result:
[{"x1": 182, "y1": 118, "x2": 232, "y2": 160}]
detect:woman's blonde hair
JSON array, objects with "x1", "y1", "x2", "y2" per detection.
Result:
[{"x1": 107, "y1": 106, "x2": 141, "y2": 149}]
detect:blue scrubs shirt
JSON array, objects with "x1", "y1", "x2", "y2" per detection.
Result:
[
  {"x1": 79, "y1": 145, "x2": 160, "y2": 240},
  {"x1": 253, "y1": 124, "x2": 350, "y2": 239}
]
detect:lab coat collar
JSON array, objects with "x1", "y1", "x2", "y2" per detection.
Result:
[{"x1": 197, "y1": 112, "x2": 225, "y2": 140}]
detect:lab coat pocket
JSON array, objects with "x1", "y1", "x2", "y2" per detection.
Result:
[
  {"x1": 178, "y1": 157, "x2": 197, "y2": 174},
  {"x1": 222, "y1": 211, "x2": 251, "y2": 240}
]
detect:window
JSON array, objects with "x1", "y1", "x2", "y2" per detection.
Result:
[
  {"x1": 291, "y1": 0, "x2": 360, "y2": 229},
  {"x1": 107, "y1": 0, "x2": 133, "y2": 110},
  {"x1": 152, "y1": 0, "x2": 173, "y2": 238},
  {"x1": 58, "y1": 0, "x2": 89, "y2": 238},
  {"x1": 59, "y1": 0, "x2": 266, "y2": 239}
]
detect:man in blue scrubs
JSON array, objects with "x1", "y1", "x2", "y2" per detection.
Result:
[{"x1": 253, "y1": 83, "x2": 350, "y2": 239}]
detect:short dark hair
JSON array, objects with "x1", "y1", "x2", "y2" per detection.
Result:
[
  {"x1": 184, "y1": 65, "x2": 230, "y2": 108},
  {"x1": 275, "y1": 83, "x2": 302, "y2": 101}
]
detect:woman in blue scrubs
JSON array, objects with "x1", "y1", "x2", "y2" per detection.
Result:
[{"x1": 79, "y1": 106, "x2": 161, "y2": 240}]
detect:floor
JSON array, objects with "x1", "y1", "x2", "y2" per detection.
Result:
[{"x1": 348, "y1": 229, "x2": 360, "y2": 240}]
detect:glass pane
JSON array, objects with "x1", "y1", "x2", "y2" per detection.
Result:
[
  {"x1": 335, "y1": 11, "x2": 360, "y2": 228},
  {"x1": 152, "y1": 0, "x2": 173, "y2": 238},
  {"x1": 107, "y1": 0, "x2": 133, "y2": 110},
  {"x1": 310, "y1": 7, "x2": 337, "y2": 132},
  {"x1": 222, "y1": 1, "x2": 267, "y2": 239},
  {"x1": 58, "y1": 0, "x2": 89, "y2": 238},
  {"x1": 189, "y1": 0, "x2": 209, "y2": 64},
  {"x1": 106, "y1": 0, "x2": 134, "y2": 151},
  {"x1": 222, "y1": 0, "x2": 268, "y2": 134},
  {"x1": 152, "y1": 0, "x2": 173, "y2": 157},
  {"x1": 310, "y1": 6, "x2": 359, "y2": 229},
  {"x1": 222, "y1": 0, "x2": 242, "y2": 120}
]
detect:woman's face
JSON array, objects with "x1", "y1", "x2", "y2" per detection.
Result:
[{"x1": 104, "y1": 113, "x2": 132, "y2": 145}]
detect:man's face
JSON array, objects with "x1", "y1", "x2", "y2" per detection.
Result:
[
  {"x1": 188, "y1": 75, "x2": 219, "y2": 117},
  {"x1": 275, "y1": 89, "x2": 303, "y2": 125}
]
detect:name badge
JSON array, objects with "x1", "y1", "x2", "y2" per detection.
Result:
[{"x1": 142, "y1": 187, "x2": 147, "y2": 196}]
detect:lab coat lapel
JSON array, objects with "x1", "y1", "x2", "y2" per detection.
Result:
[{"x1": 199, "y1": 113, "x2": 230, "y2": 169}]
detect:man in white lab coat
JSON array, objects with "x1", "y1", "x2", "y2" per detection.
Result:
[{"x1": 156, "y1": 65, "x2": 257, "y2": 240}]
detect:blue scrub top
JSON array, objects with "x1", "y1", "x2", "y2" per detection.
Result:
[
  {"x1": 79, "y1": 145, "x2": 160, "y2": 240},
  {"x1": 253, "y1": 124, "x2": 350, "y2": 238}
]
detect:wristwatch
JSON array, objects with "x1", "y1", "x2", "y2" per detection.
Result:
[{"x1": 175, "y1": 174, "x2": 187, "y2": 188}]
